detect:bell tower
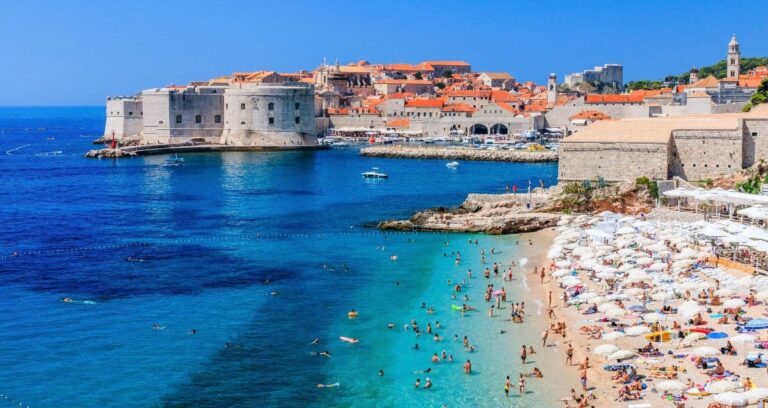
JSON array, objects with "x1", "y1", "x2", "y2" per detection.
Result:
[
  {"x1": 727, "y1": 34, "x2": 740, "y2": 80},
  {"x1": 547, "y1": 73, "x2": 557, "y2": 108}
]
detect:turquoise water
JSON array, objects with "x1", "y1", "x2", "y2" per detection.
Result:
[{"x1": 0, "y1": 107, "x2": 562, "y2": 407}]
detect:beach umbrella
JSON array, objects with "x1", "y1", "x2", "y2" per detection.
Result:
[
  {"x1": 731, "y1": 333, "x2": 757, "y2": 343},
  {"x1": 756, "y1": 290, "x2": 768, "y2": 301},
  {"x1": 555, "y1": 260, "x2": 571, "y2": 269},
  {"x1": 679, "y1": 305, "x2": 703, "y2": 319},
  {"x1": 627, "y1": 305, "x2": 647, "y2": 312},
  {"x1": 598, "y1": 302, "x2": 619, "y2": 313},
  {"x1": 656, "y1": 380, "x2": 686, "y2": 392},
  {"x1": 651, "y1": 292, "x2": 675, "y2": 301},
  {"x1": 625, "y1": 326, "x2": 651, "y2": 336},
  {"x1": 617, "y1": 227, "x2": 635, "y2": 235},
  {"x1": 683, "y1": 332, "x2": 707, "y2": 344},
  {"x1": 715, "y1": 288, "x2": 736, "y2": 297},
  {"x1": 645, "y1": 243, "x2": 667, "y2": 253},
  {"x1": 636, "y1": 257, "x2": 654, "y2": 265},
  {"x1": 707, "y1": 331, "x2": 728, "y2": 339},
  {"x1": 552, "y1": 269, "x2": 571, "y2": 278},
  {"x1": 649, "y1": 262, "x2": 667, "y2": 271},
  {"x1": 605, "y1": 308, "x2": 627, "y2": 318},
  {"x1": 743, "y1": 388, "x2": 768, "y2": 404},
  {"x1": 693, "y1": 346, "x2": 719, "y2": 357},
  {"x1": 723, "y1": 298, "x2": 746, "y2": 308},
  {"x1": 607, "y1": 349, "x2": 635, "y2": 361},
  {"x1": 593, "y1": 344, "x2": 619, "y2": 356},
  {"x1": 624, "y1": 288, "x2": 645, "y2": 296},
  {"x1": 627, "y1": 270, "x2": 651, "y2": 282},
  {"x1": 710, "y1": 382, "x2": 739, "y2": 394},
  {"x1": 602, "y1": 331, "x2": 626, "y2": 341},
  {"x1": 744, "y1": 319, "x2": 768, "y2": 331},
  {"x1": 560, "y1": 276, "x2": 582, "y2": 287},
  {"x1": 597, "y1": 271, "x2": 616, "y2": 279},
  {"x1": 576, "y1": 292, "x2": 598, "y2": 301},
  {"x1": 642, "y1": 312, "x2": 667, "y2": 323}
]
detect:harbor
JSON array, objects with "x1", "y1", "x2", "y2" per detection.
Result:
[{"x1": 360, "y1": 144, "x2": 558, "y2": 163}]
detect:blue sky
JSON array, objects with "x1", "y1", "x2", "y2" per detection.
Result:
[{"x1": 1, "y1": 0, "x2": 767, "y2": 105}]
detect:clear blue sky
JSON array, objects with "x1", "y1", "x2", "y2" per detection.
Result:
[{"x1": 1, "y1": 0, "x2": 767, "y2": 106}]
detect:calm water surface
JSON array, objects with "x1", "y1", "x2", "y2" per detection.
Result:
[{"x1": 0, "y1": 107, "x2": 560, "y2": 407}]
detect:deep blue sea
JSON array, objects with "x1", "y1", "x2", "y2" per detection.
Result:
[{"x1": 0, "y1": 107, "x2": 563, "y2": 407}]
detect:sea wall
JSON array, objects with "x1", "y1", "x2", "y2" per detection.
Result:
[{"x1": 360, "y1": 145, "x2": 557, "y2": 163}]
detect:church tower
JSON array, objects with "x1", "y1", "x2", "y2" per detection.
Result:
[
  {"x1": 689, "y1": 67, "x2": 699, "y2": 84},
  {"x1": 547, "y1": 73, "x2": 557, "y2": 108},
  {"x1": 727, "y1": 34, "x2": 740, "y2": 80}
]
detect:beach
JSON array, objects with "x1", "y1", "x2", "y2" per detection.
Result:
[{"x1": 542, "y1": 213, "x2": 768, "y2": 408}]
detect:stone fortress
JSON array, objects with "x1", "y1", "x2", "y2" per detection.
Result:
[
  {"x1": 558, "y1": 35, "x2": 768, "y2": 183},
  {"x1": 104, "y1": 73, "x2": 317, "y2": 148}
]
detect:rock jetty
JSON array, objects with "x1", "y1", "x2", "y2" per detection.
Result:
[
  {"x1": 360, "y1": 145, "x2": 557, "y2": 163},
  {"x1": 83, "y1": 149, "x2": 137, "y2": 159}
]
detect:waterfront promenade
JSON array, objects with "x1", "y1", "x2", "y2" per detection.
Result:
[{"x1": 360, "y1": 145, "x2": 558, "y2": 163}]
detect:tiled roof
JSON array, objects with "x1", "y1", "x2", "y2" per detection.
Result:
[
  {"x1": 385, "y1": 118, "x2": 410, "y2": 128},
  {"x1": 585, "y1": 94, "x2": 645, "y2": 104},
  {"x1": 441, "y1": 103, "x2": 476, "y2": 113},
  {"x1": 446, "y1": 90, "x2": 492, "y2": 98},
  {"x1": 338, "y1": 66, "x2": 371, "y2": 74},
  {"x1": 384, "y1": 92, "x2": 416, "y2": 99},
  {"x1": 490, "y1": 90, "x2": 520, "y2": 102},
  {"x1": 405, "y1": 98, "x2": 445, "y2": 108},
  {"x1": 327, "y1": 108, "x2": 350, "y2": 115},
  {"x1": 569, "y1": 110, "x2": 612, "y2": 121},
  {"x1": 495, "y1": 102, "x2": 519, "y2": 114},
  {"x1": 482, "y1": 72, "x2": 513, "y2": 80},
  {"x1": 688, "y1": 75, "x2": 720, "y2": 89},
  {"x1": 423, "y1": 60, "x2": 471, "y2": 66},
  {"x1": 376, "y1": 79, "x2": 433, "y2": 85}
]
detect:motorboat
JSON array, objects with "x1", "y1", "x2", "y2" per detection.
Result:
[
  {"x1": 446, "y1": 161, "x2": 460, "y2": 168},
  {"x1": 163, "y1": 153, "x2": 185, "y2": 166},
  {"x1": 362, "y1": 167, "x2": 388, "y2": 179},
  {"x1": 331, "y1": 141, "x2": 350, "y2": 148}
]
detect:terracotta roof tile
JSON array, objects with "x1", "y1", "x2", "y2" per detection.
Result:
[{"x1": 441, "y1": 103, "x2": 475, "y2": 113}]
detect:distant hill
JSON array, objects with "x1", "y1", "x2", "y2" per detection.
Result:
[{"x1": 627, "y1": 57, "x2": 768, "y2": 90}]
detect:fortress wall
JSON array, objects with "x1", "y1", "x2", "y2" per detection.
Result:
[
  {"x1": 558, "y1": 142, "x2": 669, "y2": 182},
  {"x1": 669, "y1": 129, "x2": 743, "y2": 180},
  {"x1": 745, "y1": 119, "x2": 768, "y2": 168},
  {"x1": 220, "y1": 83, "x2": 317, "y2": 146},
  {"x1": 104, "y1": 98, "x2": 143, "y2": 139}
]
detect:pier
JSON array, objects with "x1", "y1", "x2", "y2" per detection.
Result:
[
  {"x1": 360, "y1": 145, "x2": 558, "y2": 163},
  {"x1": 84, "y1": 143, "x2": 329, "y2": 158}
]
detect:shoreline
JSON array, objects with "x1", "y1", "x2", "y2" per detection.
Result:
[
  {"x1": 83, "y1": 143, "x2": 329, "y2": 158},
  {"x1": 360, "y1": 145, "x2": 558, "y2": 163}
]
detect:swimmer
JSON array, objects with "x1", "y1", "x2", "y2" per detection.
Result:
[
  {"x1": 190, "y1": 329, "x2": 198, "y2": 335},
  {"x1": 387, "y1": 323, "x2": 395, "y2": 329},
  {"x1": 309, "y1": 338, "x2": 320, "y2": 345},
  {"x1": 378, "y1": 369, "x2": 384, "y2": 376},
  {"x1": 413, "y1": 343, "x2": 420, "y2": 350},
  {"x1": 62, "y1": 297, "x2": 73, "y2": 303},
  {"x1": 317, "y1": 382, "x2": 340, "y2": 388},
  {"x1": 270, "y1": 291, "x2": 278, "y2": 296},
  {"x1": 414, "y1": 367, "x2": 432, "y2": 374},
  {"x1": 152, "y1": 323, "x2": 166, "y2": 330},
  {"x1": 425, "y1": 378, "x2": 432, "y2": 389}
]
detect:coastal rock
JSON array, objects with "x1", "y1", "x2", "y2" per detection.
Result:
[
  {"x1": 360, "y1": 145, "x2": 557, "y2": 163},
  {"x1": 83, "y1": 149, "x2": 137, "y2": 159},
  {"x1": 92, "y1": 135, "x2": 141, "y2": 146}
]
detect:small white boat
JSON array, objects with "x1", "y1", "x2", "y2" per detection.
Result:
[
  {"x1": 163, "y1": 153, "x2": 185, "y2": 166},
  {"x1": 331, "y1": 141, "x2": 350, "y2": 148},
  {"x1": 362, "y1": 167, "x2": 388, "y2": 179},
  {"x1": 446, "y1": 161, "x2": 460, "y2": 168}
]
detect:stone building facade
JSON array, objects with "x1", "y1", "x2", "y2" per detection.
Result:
[
  {"x1": 558, "y1": 105, "x2": 768, "y2": 182},
  {"x1": 103, "y1": 82, "x2": 318, "y2": 147}
]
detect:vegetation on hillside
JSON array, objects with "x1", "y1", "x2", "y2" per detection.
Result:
[
  {"x1": 627, "y1": 57, "x2": 768, "y2": 89},
  {"x1": 742, "y1": 78, "x2": 768, "y2": 112}
]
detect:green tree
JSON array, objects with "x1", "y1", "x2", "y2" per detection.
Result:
[
  {"x1": 435, "y1": 82, "x2": 446, "y2": 90},
  {"x1": 442, "y1": 70, "x2": 454, "y2": 79},
  {"x1": 414, "y1": 71, "x2": 423, "y2": 80}
]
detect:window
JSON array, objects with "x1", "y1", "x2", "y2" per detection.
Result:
[
  {"x1": 269, "y1": 117, "x2": 275, "y2": 125},
  {"x1": 295, "y1": 103, "x2": 300, "y2": 110},
  {"x1": 753, "y1": 132, "x2": 758, "y2": 137},
  {"x1": 295, "y1": 117, "x2": 300, "y2": 124},
  {"x1": 240, "y1": 103, "x2": 246, "y2": 110},
  {"x1": 215, "y1": 115, "x2": 221, "y2": 123},
  {"x1": 195, "y1": 114, "x2": 202, "y2": 124},
  {"x1": 268, "y1": 102, "x2": 275, "y2": 111},
  {"x1": 240, "y1": 121, "x2": 245, "y2": 125},
  {"x1": 175, "y1": 114, "x2": 182, "y2": 124},
  {"x1": 128, "y1": 111, "x2": 133, "y2": 116},
  {"x1": 159, "y1": 120, "x2": 164, "y2": 124},
  {"x1": 225, "y1": 103, "x2": 228, "y2": 109}
]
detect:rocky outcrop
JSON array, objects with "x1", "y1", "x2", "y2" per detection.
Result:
[
  {"x1": 83, "y1": 149, "x2": 137, "y2": 159},
  {"x1": 92, "y1": 135, "x2": 142, "y2": 146},
  {"x1": 378, "y1": 180, "x2": 654, "y2": 235},
  {"x1": 360, "y1": 145, "x2": 557, "y2": 163}
]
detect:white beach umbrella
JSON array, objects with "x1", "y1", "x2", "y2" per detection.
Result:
[
  {"x1": 645, "y1": 243, "x2": 667, "y2": 253},
  {"x1": 649, "y1": 262, "x2": 667, "y2": 271},
  {"x1": 656, "y1": 380, "x2": 687, "y2": 392},
  {"x1": 597, "y1": 271, "x2": 616, "y2": 279},
  {"x1": 731, "y1": 333, "x2": 757, "y2": 343},
  {"x1": 635, "y1": 257, "x2": 654, "y2": 265},
  {"x1": 617, "y1": 227, "x2": 636, "y2": 235},
  {"x1": 618, "y1": 248, "x2": 635, "y2": 257},
  {"x1": 651, "y1": 292, "x2": 675, "y2": 301},
  {"x1": 605, "y1": 308, "x2": 627, "y2": 318},
  {"x1": 683, "y1": 332, "x2": 707, "y2": 345},
  {"x1": 593, "y1": 344, "x2": 619, "y2": 356},
  {"x1": 755, "y1": 290, "x2": 768, "y2": 301},
  {"x1": 623, "y1": 288, "x2": 644, "y2": 297},
  {"x1": 693, "y1": 346, "x2": 720, "y2": 357},
  {"x1": 552, "y1": 269, "x2": 571, "y2": 278},
  {"x1": 625, "y1": 326, "x2": 651, "y2": 336},
  {"x1": 602, "y1": 331, "x2": 626, "y2": 341},
  {"x1": 715, "y1": 288, "x2": 735, "y2": 297},
  {"x1": 723, "y1": 298, "x2": 746, "y2": 308},
  {"x1": 560, "y1": 276, "x2": 582, "y2": 287},
  {"x1": 710, "y1": 382, "x2": 739, "y2": 394},
  {"x1": 598, "y1": 302, "x2": 619, "y2": 313},
  {"x1": 642, "y1": 312, "x2": 667, "y2": 323},
  {"x1": 555, "y1": 260, "x2": 571, "y2": 269},
  {"x1": 607, "y1": 349, "x2": 635, "y2": 361},
  {"x1": 743, "y1": 388, "x2": 768, "y2": 404}
]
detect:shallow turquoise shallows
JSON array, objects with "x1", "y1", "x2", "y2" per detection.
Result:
[{"x1": 0, "y1": 107, "x2": 562, "y2": 407}]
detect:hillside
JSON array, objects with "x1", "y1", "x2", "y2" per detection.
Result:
[{"x1": 627, "y1": 57, "x2": 768, "y2": 90}]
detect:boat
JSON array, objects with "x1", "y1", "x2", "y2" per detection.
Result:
[
  {"x1": 446, "y1": 161, "x2": 460, "y2": 168},
  {"x1": 163, "y1": 153, "x2": 184, "y2": 166},
  {"x1": 331, "y1": 141, "x2": 350, "y2": 148},
  {"x1": 361, "y1": 167, "x2": 388, "y2": 179}
]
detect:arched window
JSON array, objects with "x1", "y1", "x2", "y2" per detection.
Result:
[{"x1": 268, "y1": 102, "x2": 275, "y2": 111}]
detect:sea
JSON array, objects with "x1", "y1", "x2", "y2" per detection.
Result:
[{"x1": 0, "y1": 107, "x2": 564, "y2": 408}]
